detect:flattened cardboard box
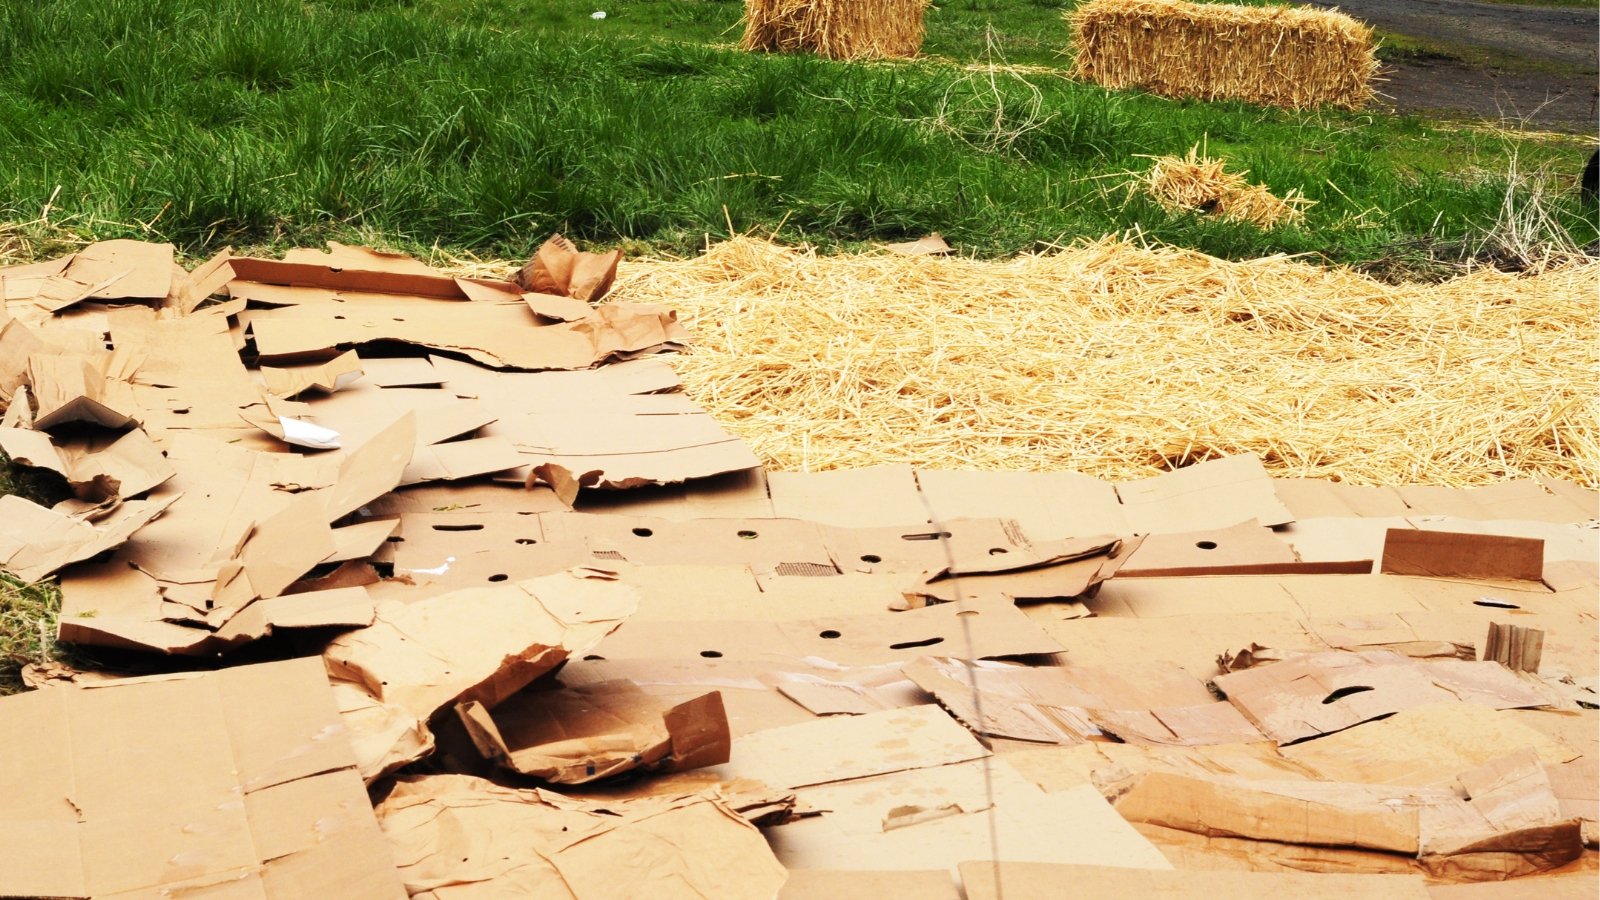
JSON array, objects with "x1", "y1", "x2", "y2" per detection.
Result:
[
  {"x1": 377, "y1": 774, "x2": 787, "y2": 900},
  {"x1": 0, "y1": 656, "x2": 405, "y2": 899},
  {"x1": 957, "y1": 861, "x2": 1431, "y2": 900}
]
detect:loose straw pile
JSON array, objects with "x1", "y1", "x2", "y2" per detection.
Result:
[
  {"x1": 1139, "y1": 148, "x2": 1313, "y2": 228},
  {"x1": 1070, "y1": 0, "x2": 1379, "y2": 110},
  {"x1": 601, "y1": 237, "x2": 1598, "y2": 488},
  {"x1": 743, "y1": 0, "x2": 928, "y2": 60}
]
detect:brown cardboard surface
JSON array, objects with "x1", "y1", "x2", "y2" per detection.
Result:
[
  {"x1": 596, "y1": 598, "x2": 1065, "y2": 664},
  {"x1": 456, "y1": 679, "x2": 730, "y2": 783},
  {"x1": 1274, "y1": 478, "x2": 1413, "y2": 518},
  {"x1": 0, "y1": 425, "x2": 174, "y2": 501},
  {"x1": 767, "y1": 758, "x2": 1172, "y2": 872},
  {"x1": 905, "y1": 534, "x2": 1135, "y2": 606},
  {"x1": 0, "y1": 493, "x2": 174, "y2": 582},
  {"x1": 0, "y1": 657, "x2": 405, "y2": 899},
  {"x1": 1399, "y1": 481, "x2": 1599, "y2": 524},
  {"x1": 719, "y1": 704, "x2": 987, "y2": 789},
  {"x1": 779, "y1": 869, "x2": 961, "y2": 900},
  {"x1": 260, "y1": 348, "x2": 364, "y2": 397},
  {"x1": 768, "y1": 465, "x2": 928, "y2": 527},
  {"x1": 324, "y1": 568, "x2": 638, "y2": 723},
  {"x1": 957, "y1": 861, "x2": 1432, "y2": 899},
  {"x1": 376, "y1": 774, "x2": 786, "y2": 899},
  {"x1": 1427, "y1": 872, "x2": 1600, "y2": 898},
  {"x1": 1381, "y1": 529, "x2": 1546, "y2": 583},
  {"x1": 1215, "y1": 650, "x2": 1556, "y2": 745},
  {"x1": 514, "y1": 234, "x2": 622, "y2": 302},
  {"x1": 914, "y1": 468, "x2": 1131, "y2": 539},
  {"x1": 1116, "y1": 454, "x2": 1295, "y2": 532}
]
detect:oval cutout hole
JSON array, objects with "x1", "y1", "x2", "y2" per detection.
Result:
[
  {"x1": 515, "y1": 538, "x2": 537, "y2": 545},
  {"x1": 582, "y1": 655, "x2": 604, "y2": 661},
  {"x1": 819, "y1": 629, "x2": 842, "y2": 639},
  {"x1": 632, "y1": 527, "x2": 653, "y2": 537},
  {"x1": 1322, "y1": 685, "x2": 1375, "y2": 704},
  {"x1": 955, "y1": 609, "x2": 979, "y2": 617},
  {"x1": 385, "y1": 536, "x2": 404, "y2": 543},
  {"x1": 988, "y1": 547, "x2": 1009, "y2": 556},
  {"x1": 901, "y1": 531, "x2": 953, "y2": 542},
  {"x1": 860, "y1": 554, "x2": 882, "y2": 564},
  {"x1": 700, "y1": 650, "x2": 723, "y2": 658},
  {"x1": 487, "y1": 574, "x2": 508, "y2": 583},
  {"x1": 1196, "y1": 541, "x2": 1218, "y2": 550},
  {"x1": 1474, "y1": 599, "x2": 1520, "y2": 609},
  {"x1": 737, "y1": 530, "x2": 758, "y2": 539},
  {"x1": 432, "y1": 523, "x2": 484, "y2": 532},
  {"x1": 889, "y1": 637, "x2": 946, "y2": 650}
]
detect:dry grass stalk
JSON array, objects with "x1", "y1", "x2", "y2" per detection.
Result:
[
  {"x1": 1069, "y1": 0, "x2": 1379, "y2": 111},
  {"x1": 1139, "y1": 147, "x2": 1313, "y2": 228},
  {"x1": 743, "y1": 0, "x2": 929, "y2": 60},
  {"x1": 586, "y1": 237, "x2": 1597, "y2": 488}
]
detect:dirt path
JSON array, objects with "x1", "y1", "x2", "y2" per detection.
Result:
[{"x1": 1304, "y1": 0, "x2": 1598, "y2": 131}]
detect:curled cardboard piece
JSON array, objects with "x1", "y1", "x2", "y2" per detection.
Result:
[
  {"x1": 0, "y1": 656, "x2": 407, "y2": 899},
  {"x1": 0, "y1": 425, "x2": 174, "y2": 502},
  {"x1": 1214, "y1": 649, "x2": 1557, "y2": 745},
  {"x1": 884, "y1": 233, "x2": 955, "y2": 256},
  {"x1": 27, "y1": 350, "x2": 142, "y2": 430},
  {"x1": 514, "y1": 233, "x2": 622, "y2": 302},
  {"x1": 376, "y1": 774, "x2": 787, "y2": 899},
  {"x1": 903, "y1": 534, "x2": 1138, "y2": 607},
  {"x1": 456, "y1": 680, "x2": 731, "y2": 783},
  {"x1": 261, "y1": 348, "x2": 364, "y2": 397}
]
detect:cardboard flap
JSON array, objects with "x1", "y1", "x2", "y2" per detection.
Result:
[
  {"x1": 1117, "y1": 455, "x2": 1295, "y2": 532},
  {"x1": 0, "y1": 493, "x2": 174, "y2": 582},
  {"x1": 456, "y1": 680, "x2": 731, "y2": 783},
  {"x1": 1380, "y1": 529, "x2": 1545, "y2": 583},
  {"x1": 261, "y1": 349, "x2": 364, "y2": 397},
  {"x1": 721, "y1": 705, "x2": 987, "y2": 790}
]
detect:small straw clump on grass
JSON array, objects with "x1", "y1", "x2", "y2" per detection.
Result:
[
  {"x1": 1139, "y1": 148, "x2": 1313, "y2": 228},
  {"x1": 1070, "y1": 0, "x2": 1379, "y2": 110},
  {"x1": 743, "y1": 0, "x2": 929, "y2": 60},
  {"x1": 603, "y1": 237, "x2": 1598, "y2": 488}
]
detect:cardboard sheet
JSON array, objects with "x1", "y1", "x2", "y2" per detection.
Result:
[
  {"x1": 905, "y1": 534, "x2": 1136, "y2": 606},
  {"x1": 719, "y1": 704, "x2": 987, "y2": 790},
  {"x1": 768, "y1": 758, "x2": 1173, "y2": 872},
  {"x1": 0, "y1": 657, "x2": 406, "y2": 899},
  {"x1": 1380, "y1": 529, "x2": 1546, "y2": 583},
  {"x1": 914, "y1": 468, "x2": 1131, "y2": 539},
  {"x1": 1116, "y1": 454, "x2": 1295, "y2": 532},
  {"x1": 0, "y1": 493, "x2": 174, "y2": 582},
  {"x1": 780, "y1": 869, "x2": 961, "y2": 900},
  {"x1": 456, "y1": 679, "x2": 731, "y2": 783},
  {"x1": 957, "y1": 861, "x2": 1431, "y2": 899},
  {"x1": 325, "y1": 568, "x2": 637, "y2": 722},
  {"x1": 0, "y1": 425, "x2": 174, "y2": 501},
  {"x1": 1214, "y1": 649, "x2": 1556, "y2": 744},
  {"x1": 377, "y1": 774, "x2": 787, "y2": 899},
  {"x1": 768, "y1": 465, "x2": 929, "y2": 527}
]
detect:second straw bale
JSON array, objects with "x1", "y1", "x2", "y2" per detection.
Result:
[{"x1": 1069, "y1": 0, "x2": 1379, "y2": 110}]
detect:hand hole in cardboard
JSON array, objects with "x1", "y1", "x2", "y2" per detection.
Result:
[
  {"x1": 700, "y1": 650, "x2": 723, "y2": 658},
  {"x1": 333, "y1": 315, "x2": 346, "y2": 320},
  {"x1": 819, "y1": 629, "x2": 842, "y2": 639},
  {"x1": 860, "y1": 554, "x2": 882, "y2": 564},
  {"x1": 889, "y1": 637, "x2": 945, "y2": 650},
  {"x1": 955, "y1": 609, "x2": 979, "y2": 617},
  {"x1": 1196, "y1": 541, "x2": 1219, "y2": 550},
  {"x1": 988, "y1": 547, "x2": 1008, "y2": 555},
  {"x1": 515, "y1": 538, "x2": 537, "y2": 545},
  {"x1": 1321, "y1": 685, "x2": 1375, "y2": 704},
  {"x1": 632, "y1": 527, "x2": 653, "y2": 537},
  {"x1": 901, "y1": 532, "x2": 953, "y2": 542},
  {"x1": 487, "y1": 574, "x2": 508, "y2": 583},
  {"x1": 1474, "y1": 598, "x2": 1520, "y2": 609},
  {"x1": 432, "y1": 523, "x2": 484, "y2": 532},
  {"x1": 737, "y1": 530, "x2": 759, "y2": 539},
  {"x1": 386, "y1": 536, "x2": 404, "y2": 543},
  {"x1": 583, "y1": 655, "x2": 605, "y2": 661}
]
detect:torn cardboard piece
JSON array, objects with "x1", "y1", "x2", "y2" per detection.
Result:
[
  {"x1": 27, "y1": 350, "x2": 142, "y2": 430},
  {"x1": 0, "y1": 425, "x2": 174, "y2": 502},
  {"x1": 324, "y1": 568, "x2": 639, "y2": 722},
  {"x1": 903, "y1": 534, "x2": 1137, "y2": 607},
  {"x1": 0, "y1": 656, "x2": 406, "y2": 899},
  {"x1": 261, "y1": 348, "x2": 364, "y2": 397},
  {"x1": 376, "y1": 774, "x2": 787, "y2": 899},
  {"x1": 457, "y1": 679, "x2": 730, "y2": 783},
  {"x1": 0, "y1": 493, "x2": 174, "y2": 582},
  {"x1": 1214, "y1": 649, "x2": 1557, "y2": 745},
  {"x1": 767, "y1": 758, "x2": 1172, "y2": 873},
  {"x1": 884, "y1": 233, "x2": 955, "y2": 256},
  {"x1": 514, "y1": 233, "x2": 622, "y2": 302}
]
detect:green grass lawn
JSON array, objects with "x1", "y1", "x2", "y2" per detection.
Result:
[{"x1": 0, "y1": 0, "x2": 1591, "y2": 265}]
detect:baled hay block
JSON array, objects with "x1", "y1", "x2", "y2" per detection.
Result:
[
  {"x1": 743, "y1": 0, "x2": 929, "y2": 61},
  {"x1": 1140, "y1": 148, "x2": 1312, "y2": 228},
  {"x1": 1069, "y1": 0, "x2": 1379, "y2": 111}
]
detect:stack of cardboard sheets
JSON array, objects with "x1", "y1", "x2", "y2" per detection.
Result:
[{"x1": 0, "y1": 240, "x2": 1594, "y2": 899}]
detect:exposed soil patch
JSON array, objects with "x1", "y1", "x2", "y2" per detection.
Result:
[{"x1": 1304, "y1": 0, "x2": 1598, "y2": 132}]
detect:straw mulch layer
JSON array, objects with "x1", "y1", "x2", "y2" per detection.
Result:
[
  {"x1": 607, "y1": 238, "x2": 1599, "y2": 488},
  {"x1": 1069, "y1": 0, "x2": 1379, "y2": 111},
  {"x1": 743, "y1": 0, "x2": 928, "y2": 60},
  {"x1": 1138, "y1": 149, "x2": 1313, "y2": 229}
]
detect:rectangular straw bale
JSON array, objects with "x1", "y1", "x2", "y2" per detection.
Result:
[
  {"x1": 1069, "y1": 0, "x2": 1379, "y2": 110},
  {"x1": 743, "y1": 0, "x2": 929, "y2": 61}
]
